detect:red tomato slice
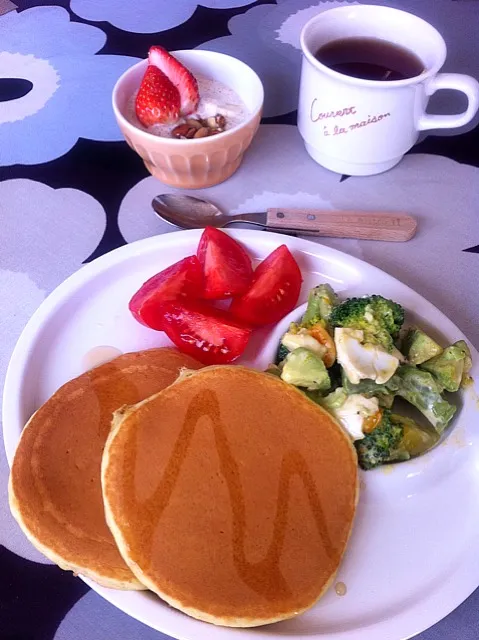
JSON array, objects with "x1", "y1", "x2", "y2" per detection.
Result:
[
  {"x1": 129, "y1": 256, "x2": 203, "y2": 330},
  {"x1": 197, "y1": 227, "x2": 253, "y2": 299},
  {"x1": 229, "y1": 245, "x2": 302, "y2": 326},
  {"x1": 158, "y1": 299, "x2": 252, "y2": 365}
]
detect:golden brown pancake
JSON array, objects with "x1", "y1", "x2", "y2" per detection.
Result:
[
  {"x1": 9, "y1": 348, "x2": 203, "y2": 589},
  {"x1": 102, "y1": 366, "x2": 358, "y2": 624}
]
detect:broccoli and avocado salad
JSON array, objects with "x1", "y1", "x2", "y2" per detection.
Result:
[{"x1": 273, "y1": 283, "x2": 472, "y2": 471}]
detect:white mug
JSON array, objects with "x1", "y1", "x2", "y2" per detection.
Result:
[{"x1": 297, "y1": 5, "x2": 479, "y2": 176}]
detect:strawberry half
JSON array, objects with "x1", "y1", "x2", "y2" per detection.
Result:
[
  {"x1": 148, "y1": 45, "x2": 199, "y2": 117},
  {"x1": 135, "y1": 65, "x2": 180, "y2": 127}
]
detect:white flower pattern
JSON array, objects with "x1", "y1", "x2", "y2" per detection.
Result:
[
  {"x1": 0, "y1": 7, "x2": 140, "y2": 165},
  {"x1": 0, "y1": 179, "x2": 106, "y2": 561},
  {"x1": 70, "y1": 0, "x2": 256, "y2": 34}
]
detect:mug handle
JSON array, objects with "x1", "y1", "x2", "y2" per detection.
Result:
[{"x1": 418, "y1": 73, "x2": 479, "y2": 131}]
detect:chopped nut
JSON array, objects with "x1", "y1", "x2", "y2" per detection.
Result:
[
  {"x1": 185, "y1": 118, "x2": 203, "y2": 130},
  {"x1": 194, "y1": 127, "x2": 210, "y2": 139},
  {"x1": 172, "y1": 124, "x2": 191, "y2": 138},
  {"x1": 215, "y1": 114, "x2": 226, "y2": 129},
  {"x1": 172, "y1": 113, "x2": 228, "y2": 139}
]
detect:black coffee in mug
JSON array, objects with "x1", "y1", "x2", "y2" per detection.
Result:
[{"x1": 315, "y1": 37, "x2": 424, "y2": 81}]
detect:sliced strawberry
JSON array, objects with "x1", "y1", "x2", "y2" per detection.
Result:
[
  {"x1": 148, "y1": 45, "x2": 199, "y2": 117},
  {"x1": 135, "y1": 65, "x2": 180, "y2": 127}
]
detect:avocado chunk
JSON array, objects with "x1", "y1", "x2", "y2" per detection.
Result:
[
  {"x1": 301, "y1": 283, "x2": 338, "y2": 326},
  {"x1": 281, "y1": 347, "x2": 331, "y2": 392},
  {"x1": 402, "y1": 327, "x2": 443, "y2": 365},
  {"x1": 419, "y1": 343, "x2": 469, "y2": 392},
  {"x1": 388, "y1": 414, "x2": 439, "y2": 459}
]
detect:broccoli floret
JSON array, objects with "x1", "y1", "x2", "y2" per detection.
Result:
[
  {"x1": 330, "y1": 295, "x2": 404, "y2": 351},
  {"x1": 301, "y1": 283, "x2": 338, "y2": 327},
  {"x1": 354, "y1": 409, "x2": 403, "y2": 470}
]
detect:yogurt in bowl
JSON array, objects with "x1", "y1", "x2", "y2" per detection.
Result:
[
  {"x1": 112, "y1": 50, "x2": 264, "y2": 189},
  {"x1": 126, "y1": 72, "x2": 250, "y2": 139}
]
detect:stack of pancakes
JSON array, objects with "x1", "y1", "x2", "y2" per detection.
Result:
[{"x1": 9, "y1": 349, "x2": 358, "y2": 626}]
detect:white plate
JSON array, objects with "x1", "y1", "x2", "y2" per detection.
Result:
[{"x1": 3, "y1": 229, "x2": 479, "y2": 640}]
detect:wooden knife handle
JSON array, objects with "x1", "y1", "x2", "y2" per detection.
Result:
[{"x1": 266, "y1": 208, "x2": 417, "y2": 242}]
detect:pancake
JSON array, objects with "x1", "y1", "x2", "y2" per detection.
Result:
[
  {"x1": 9, "y1": 348, "x2": 203, "y2": 589},
  {"x1": 102, "y1": 366, "x2": 358, "y2": 625}
]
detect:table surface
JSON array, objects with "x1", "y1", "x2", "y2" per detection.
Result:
[{"x1": 1, "y1": 1, "x2": 478, "y2": 639}]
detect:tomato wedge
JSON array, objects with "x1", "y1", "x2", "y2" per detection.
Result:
[
  {"x1": 230, "y1": 245, "x2": 302, "y2": 326},
  {"x1": 158, "y1": 299, "x2": 252, "y2": 365},
  {"x1": 129, "y1": 256, "x2": 203, "y2": 330},
  {"x1": 197, "y1": 227, "x2": 253, "y2": 299}
]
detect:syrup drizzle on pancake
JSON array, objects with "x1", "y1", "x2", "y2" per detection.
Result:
[{"x1": 124, "y1": 388, "x2": 338, "y2": 600}]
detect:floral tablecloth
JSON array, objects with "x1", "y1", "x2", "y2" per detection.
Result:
[{"x1": 1, "y1": 1, "x2": 478, "y2": 639}]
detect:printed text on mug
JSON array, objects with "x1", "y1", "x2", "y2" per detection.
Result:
[{"x1": 310, "y1": 99, "x2": 391, "y2": 136}]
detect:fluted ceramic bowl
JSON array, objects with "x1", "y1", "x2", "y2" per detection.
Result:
[{"x1": 112, "y1": 50, "x2": 264, "y2": 189}]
